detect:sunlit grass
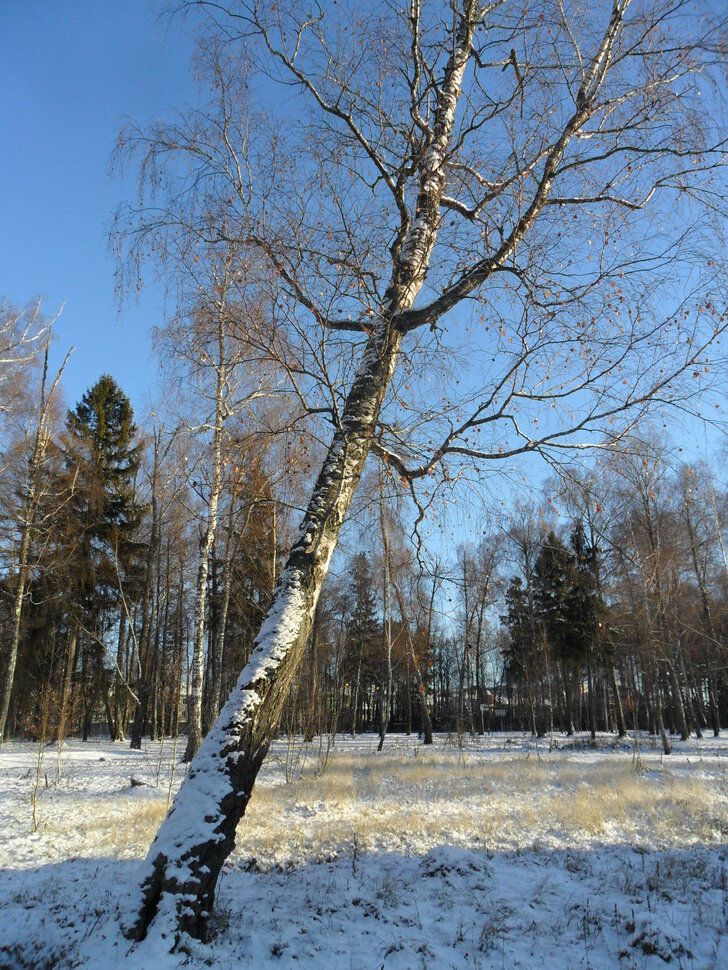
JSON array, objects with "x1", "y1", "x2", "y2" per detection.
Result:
[
  {"x1": 41, "y1": 797, "x2": 169, "y2": 858},
  {"x1": 236, "y1": 747, "x2": 728, "y2": 867},
  {"x1": 13, "y1": 742, "x2": 728, "y2": 868}
]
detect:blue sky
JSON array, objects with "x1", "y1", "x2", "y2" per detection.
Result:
[
  {"x1": 0, "y1": 0, "x2": 197, "y2": 418},
  {"x1": 1, "y1": 1, "x2": 721, "y2": 474}
]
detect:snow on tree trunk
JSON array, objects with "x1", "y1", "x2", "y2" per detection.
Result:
[
  {"x1": 125, "y1": 322, "x2": 403, "y2": 942},
  {"x1": 125, "y1": 5, "x2": 481, "y2": 943}
]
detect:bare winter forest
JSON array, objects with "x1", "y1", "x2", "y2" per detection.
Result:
[{"x1": 2, "y1": 0, "x2": 728, "y2": 966}]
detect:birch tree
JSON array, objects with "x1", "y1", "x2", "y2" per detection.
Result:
[
  {"x1": 0, "y1": 334, "x2": 71, "y2": 743},
  {"x1": 117, "y1": 0, "x2": 728, "y2": 943},
  {"x1": 178, "y1": 284, "x2": 248, "y2": 762},
  {"x1": 149, "y1": 237, "x2": 277, "y2": 758},
  {"x1": 0, "y1": 299, "x2": 51, "y2": 474}
]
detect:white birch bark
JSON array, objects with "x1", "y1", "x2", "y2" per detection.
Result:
[
  {"x1": 184, "y1": 312, "x2": 227, "y2": 761},
  {"x1": 206, "y1": 489, "x2": 243, "y2": 727},
  {"x1": 0, "y1": 343, "x2": 71, "y2": 743},
  {"x1": 125, "y1": 6, "x2": 480, "y2": 941}
]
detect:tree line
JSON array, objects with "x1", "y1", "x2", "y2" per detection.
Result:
[{"x1": 2, "y1": 333, "x2": 726, "y2": 762}]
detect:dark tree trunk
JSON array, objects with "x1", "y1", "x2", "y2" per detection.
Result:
[
  {"x1": 113, "y1": 610, "x2": 128, "y2": 740},
  {"x1": 666, "y1": 658, "x2": 689, "y2": 741},
  {"x1": 708, "y1": 677, "x2": 721, "y2": 737},
  {"x1": 587, "y1": 652, "x2": 596, "y2": 741},
  {"x1": 303, "y1": 603, "x2": 321, "y2": 742},
  {"x1": 130, "y1": 483, "x2": 160, "y2": 750},
  {"x1": 610, "y1": 664, "x2": 627, "y2": 738},
  {"x1": 391, "y1": 575, "x2": 433, "y2": 745}
]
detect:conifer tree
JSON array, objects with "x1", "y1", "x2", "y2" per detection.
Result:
[
  {"x1": 346, "y1": 552, "x2": 381, "y2": 735},
  {"x1": 63, "y1": 376, "x2": 144, "y2": 737},
  {"x1": 65, "y1": 375, "x2": 142, "y2": 568}
]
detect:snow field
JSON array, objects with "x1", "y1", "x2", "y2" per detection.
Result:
[{"x1": 1, "y1": 733, "x2": 727, "y2": 968}]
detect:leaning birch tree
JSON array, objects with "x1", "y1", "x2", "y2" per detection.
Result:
[{"x1": 116, "y1": 0, "x2": 728, "y2": 943}]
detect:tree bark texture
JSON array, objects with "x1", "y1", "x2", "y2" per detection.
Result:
[
  {"x1": 185, "y1": 317, "x2": 227, "y2": 761},
  {"x1": 125, "y1": 320, "x2": 404, "y2": 942}
]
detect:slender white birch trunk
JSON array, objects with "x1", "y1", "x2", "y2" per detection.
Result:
[
  {"x1": 184, "y1": 313, "x2": 227, "y2": 761},
  {"x1": 206, "y1": 488, "x2": 243, "y2": 727},
  {"x1": 0, "y1": 499, "x2": 36, "y2": 743},
  {"x1": 0, "y1": 342, "x2": 71, "y2": 743},
  {"x1": 377, "y1": 482, "x2": 393, "y2": 751}
]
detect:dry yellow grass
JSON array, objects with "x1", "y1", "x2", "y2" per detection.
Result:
[
  {"x1": 234, "y1": 747, "x2": 728, "y2": 867},
  {"x1": 33, "y1": 746, "x2": 728, "y2": 866},
  {"x1": 41, "y1": 796, "x2": 169, "y2": 858}
]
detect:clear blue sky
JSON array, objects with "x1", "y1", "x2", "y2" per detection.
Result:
[
  {"x1": 0, "y1": 0, "x2": 197, "y2": 418},
  {"x1": 1, "y1": 1, "x2": 721, "y2": 471}
]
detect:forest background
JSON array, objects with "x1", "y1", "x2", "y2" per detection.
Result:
[{"x1": 2, "y1": 0, "x2": 728, "y2": 833}]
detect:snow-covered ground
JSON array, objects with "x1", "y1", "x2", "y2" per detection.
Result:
[{"x1": 1, "y1": 732, "x2": 727, "y2": 969}]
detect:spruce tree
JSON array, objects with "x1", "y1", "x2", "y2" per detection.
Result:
[
  {"x1": 533, "y1": 532, "x2": 582, "y2": 734},
  {"x1": 63, "y1": 376, "x2": 144, "y2": 738},
  {"x1": 65, "y1": 375, "x2": 143, "y2": 610},
  {"x1": 346, "y1": 552, "x2": 381, "y2": 734}
]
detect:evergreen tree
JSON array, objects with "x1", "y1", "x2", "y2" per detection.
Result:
[
  {"x1": 502, "y1": 575, "x2": 548, "y2": 736},
  {"x1": 535, "y1": 532, "x2": 581, "y2": 733},
  {"x1": 534, "y1": 533, "x2": 578, "y2": 665},
  {"x1": 502, "y1": 578, "x2": 532, "y2": 681},
  {"x1": 569, "y1": 523, "x2": 608, "y2": 739},
  {"x1": 346, "y1": 552, "x2": 381, "y2": 734},
  {"x1": 64, "y1": 375, "x2": 143, "y2": 614},
  {"x1": 63, "y1": 376, "x2": 144, "y2": 738},
  {"x1": 570, "y1": 523, "x2": 606, "y2": 657}
]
